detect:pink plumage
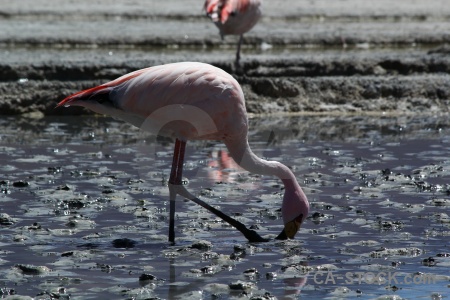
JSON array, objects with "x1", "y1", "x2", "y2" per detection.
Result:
[
  {"x1": 58, "y1": 62, "x2": 309, "y2": 242},
  {"x1": 58, "y1": 62, "x2": 246, "y2": 142}
]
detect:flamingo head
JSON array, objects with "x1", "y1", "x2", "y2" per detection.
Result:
[{"x1": 276, "y1": 178, "x2": 310, "y2": 240}]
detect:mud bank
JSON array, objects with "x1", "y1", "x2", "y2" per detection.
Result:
[
  {"x1": 2, "y1": 50, "x2": 450, "y2": 115},
  {"x1": 0, "y1": 0, "x2": 449, "y2": 115}
]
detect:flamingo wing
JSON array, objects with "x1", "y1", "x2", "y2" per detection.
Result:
[
  {"x1": 57, "y1": 68, "x2": 148, "y2": 108},
  {"x1": 57, "y1": 62, "x2": 247, "y2": 141}
]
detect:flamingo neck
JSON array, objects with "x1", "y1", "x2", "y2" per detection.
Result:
[
  {"x1": 225, "y1": 138, "x2": 308, "y2": 225},
  {"x1": 225, "y1": 139, "x2": 297, "y2": 182}
]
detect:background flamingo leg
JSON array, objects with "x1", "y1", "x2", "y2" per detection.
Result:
[{"x1": 235, "y1": 34, "x2": 243, "y2": 67}]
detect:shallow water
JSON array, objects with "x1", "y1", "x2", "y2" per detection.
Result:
[{"x1": 0, "y1": 114, "x2": 449, "y2": 299}]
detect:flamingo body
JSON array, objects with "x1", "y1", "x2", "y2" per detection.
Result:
[
  {"x1": 205, "y1": 0, "x2": 262, "y2": 37},
  {"x1": 60, "y1": 62, "x2": 245, "y2": 142},
  {"x1": 58, "y1": 62, "x2": 309, "y2": 241},
  {"x1": 204, "y1": 0, "x2": 262, "y2": 65}
]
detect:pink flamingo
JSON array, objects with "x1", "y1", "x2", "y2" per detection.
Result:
[
  {"x1": 204, "y1": 0, "x2": 262, "y2": 66},
  {"x1": 57, "y1": 62, "x2": 308, "y2": 243}
]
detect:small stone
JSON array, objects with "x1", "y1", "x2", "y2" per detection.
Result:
[
  {"x1": 139, "y1": 273, "x2": 157, "y2": 281},
  {"x1": 243, "y1": 268, "x2": 259, "y2": 277},
  {"x1": 0, "y1": 213, "x2": 15, "y2": 225},
  {"x1": 190, "y1": 240, "x2": 212, "y2": 251},
  {"x1": 12, "y1": 181, "x2": 29, "y2": 188},
  {"x1": 15, "y1": 264, "x2": 50, "y2": 275},
  {"x1": 229, "y1": 281, "x2": 255, "y2": 291},
  {"x1": 112, "y1": 238, "x2": 136, "y2": 249}
]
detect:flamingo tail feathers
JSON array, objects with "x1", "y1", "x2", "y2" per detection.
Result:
[
  {"x1": 56, "y1": 85, "x2": 112, "y2": 108},
  {"x1": 57, "y1": 67, "x2": 148, "y2": 108}
]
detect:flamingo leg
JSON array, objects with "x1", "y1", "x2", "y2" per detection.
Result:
[
  {"x1": 173, "y1": 185, "x2": 269, "y2": 242},
  {"x1": 168, "y1": 138, "x2": 186, "y2": 243},
  {"x1": 167, "y1": 138, "x2": 271, "y2": 243},
  {"x1": 235, "y1": 34, "x2": 243, "y2": 67}
]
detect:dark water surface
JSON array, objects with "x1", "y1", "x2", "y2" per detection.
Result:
[{"x1": 1, "y1": 115, "x2": 449, "y2": 299}]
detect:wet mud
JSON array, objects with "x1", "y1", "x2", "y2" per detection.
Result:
[
  {"x1": 1, "y1": 0, "x2": 449, "y2": 115},
  {"x1": 1, "y1": 115, "x2": 449, "y2": 299}
]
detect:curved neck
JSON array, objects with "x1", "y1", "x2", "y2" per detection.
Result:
[
  {"x1": 225, "y1": 137, "x2": 309, "y2": 226},
  {"x1": 225, "y1": 139, "x2": 297, "y2": 183}
]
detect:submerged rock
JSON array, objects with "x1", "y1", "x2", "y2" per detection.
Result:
[
  {"x1": 190, "y1": 240, "x2": 213, "y2": 251},
  {"x1": 112, "y1": 238, "x2": 137, "y2": 249},
  {"x1": 0, "y1": 213, "x2": 15, "y2": 225},
  {"x1": 15, "y1": 264, "x2": 51, "y2": 275},
  {"x1": 229, "y1": 281, "x2": 255, "y2": 292},
  {"x1": 12, "y1": 181, "x2": 30, "y2": 188}
]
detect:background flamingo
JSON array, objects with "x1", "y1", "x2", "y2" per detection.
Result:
[
  {"x1": 57, "y1": 62, "x2": 309, "y2": 243},
  {"x1": 204, "y1": 0, "x2": 262, "y2": 66}
]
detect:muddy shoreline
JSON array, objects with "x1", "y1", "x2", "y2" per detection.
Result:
[{"x1": 0, "y1": 0, "x2": 449, "y2": 115}]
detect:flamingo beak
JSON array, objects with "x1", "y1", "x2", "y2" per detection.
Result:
[
  {"x1": 56, "y1": 97, "x2": 74, "y2": 108},
  {"x1": 276, "y1": 214, "x2": 304, "y2": 240}
]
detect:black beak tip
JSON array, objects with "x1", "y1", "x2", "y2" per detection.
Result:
[{"x1": 275, "y1": 229, "x2": 288, "y2": 240}]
